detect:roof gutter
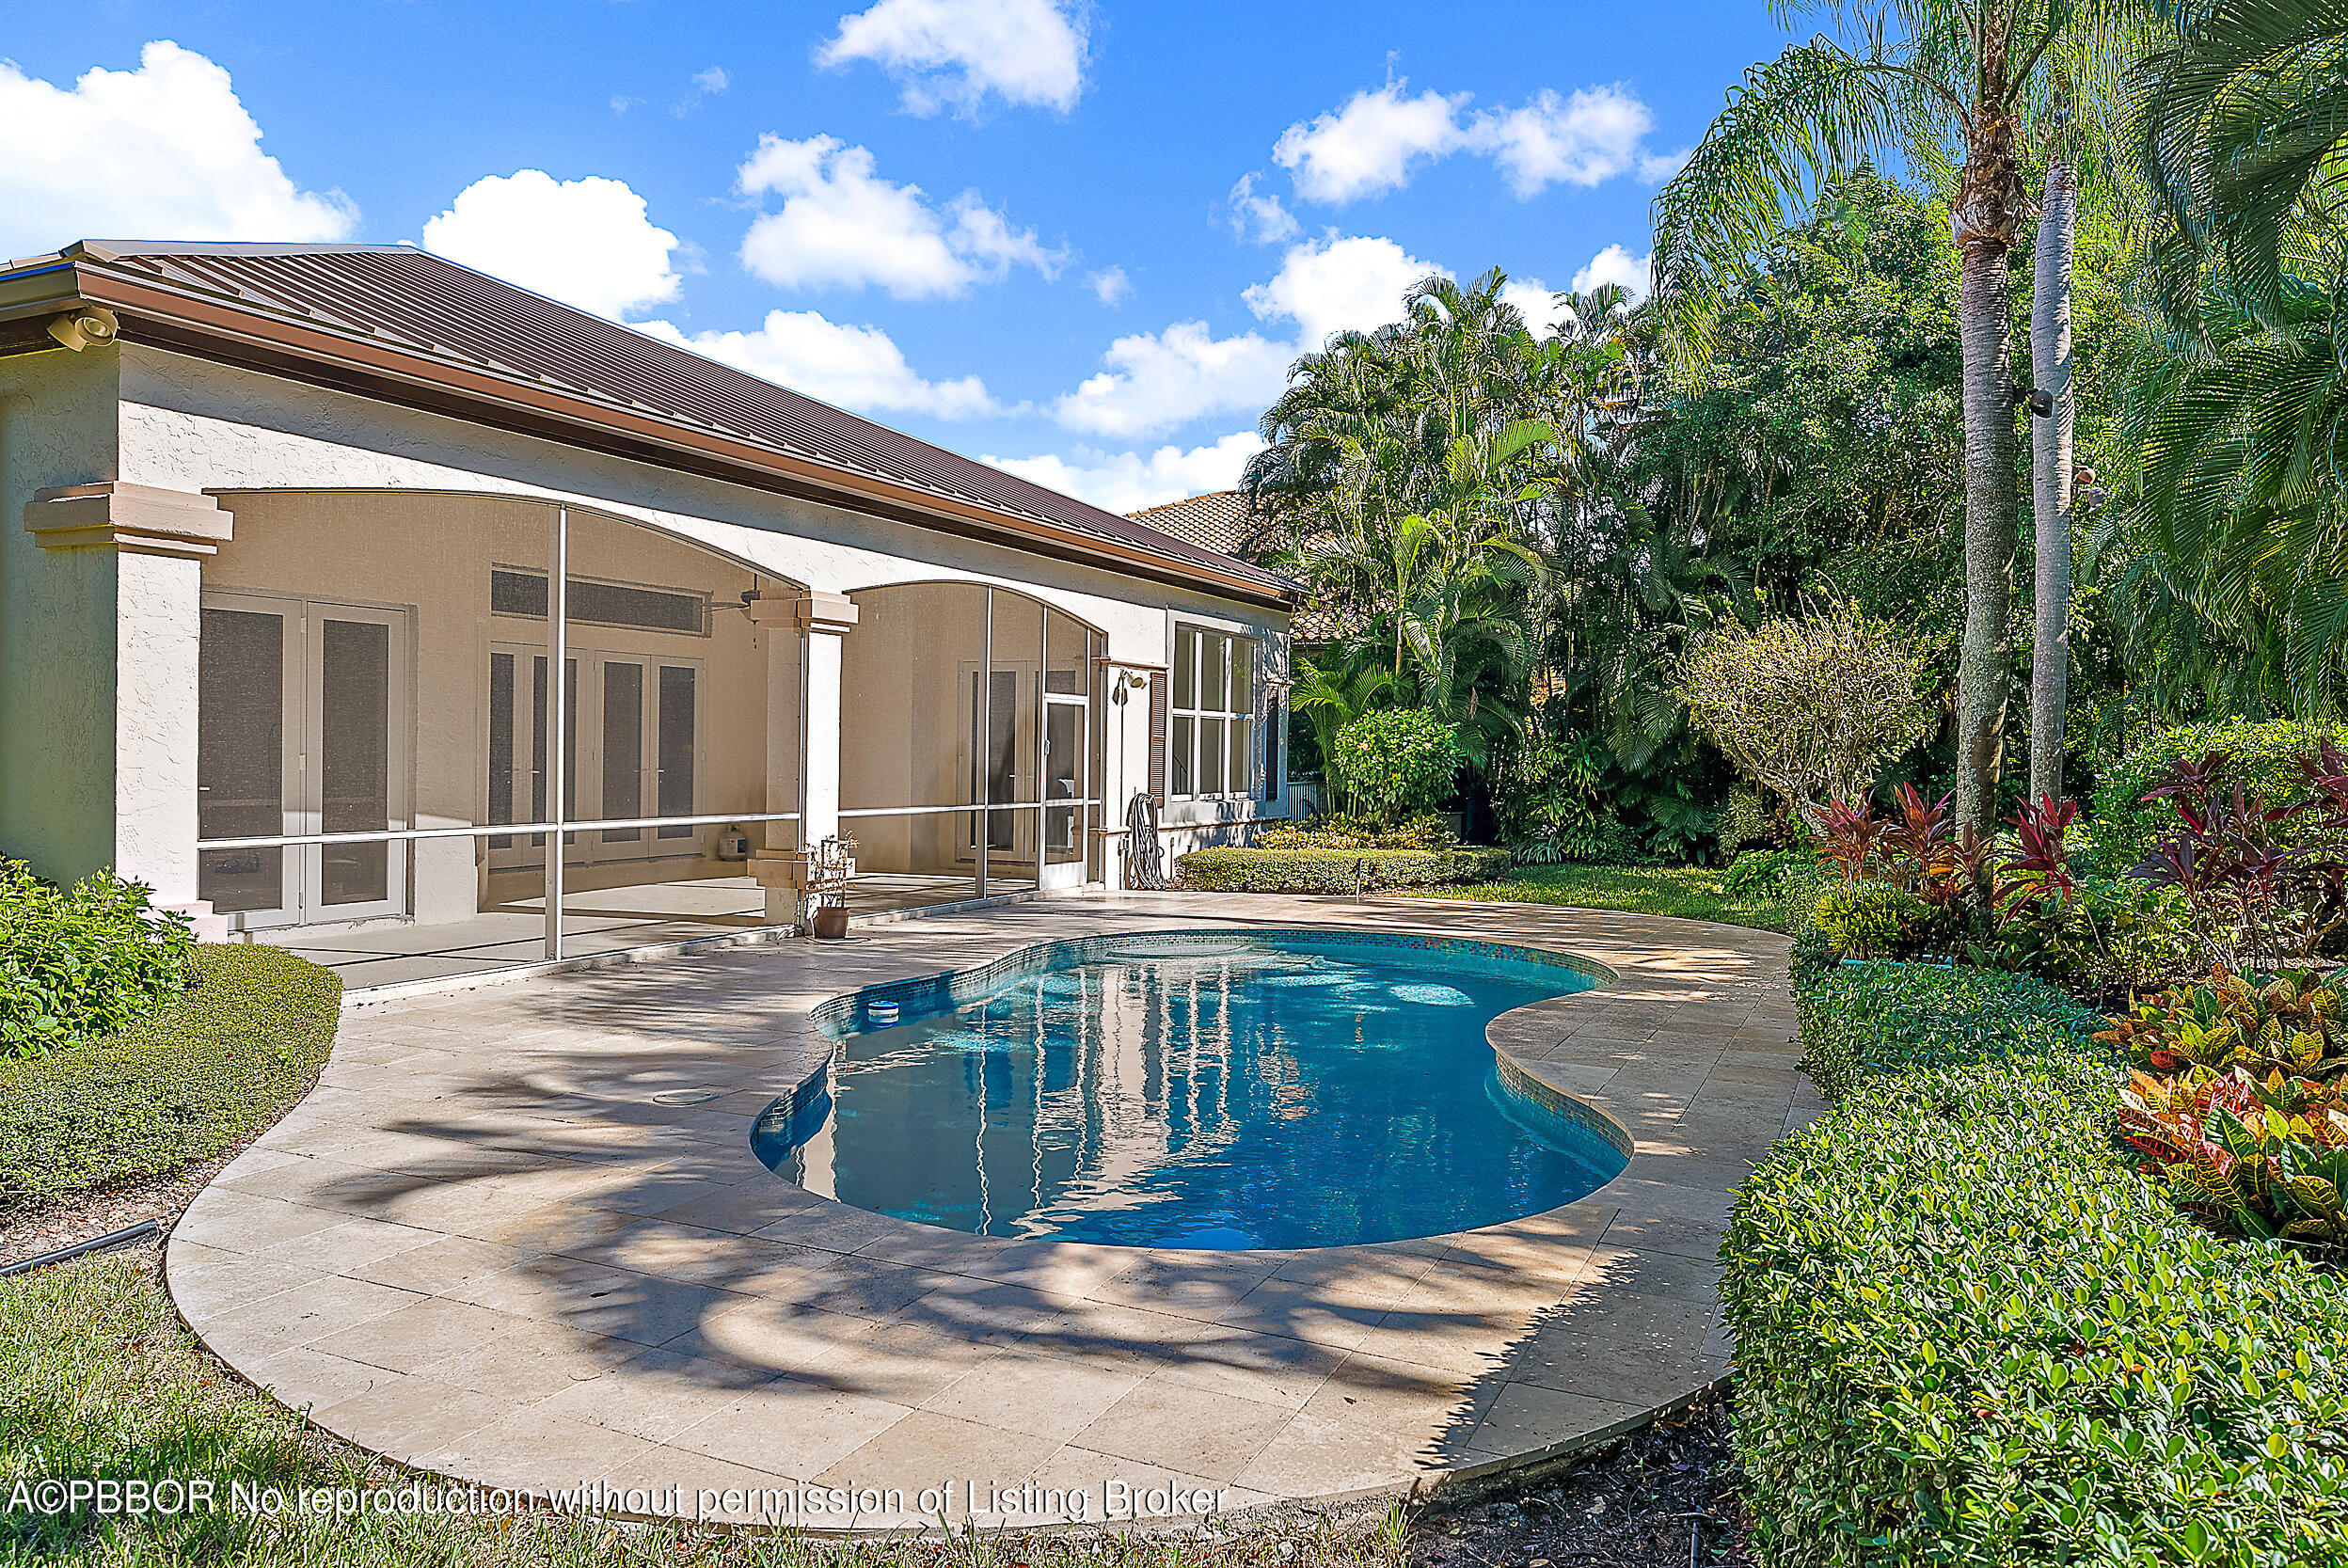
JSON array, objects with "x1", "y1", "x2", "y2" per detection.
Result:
[{"x1": 3, "y1": 260, "x2": 1293, "y2": 611}]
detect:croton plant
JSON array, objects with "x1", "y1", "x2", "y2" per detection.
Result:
[{"x1": 2105, "y1": 965, "x2": 2348, "y2": 1256}]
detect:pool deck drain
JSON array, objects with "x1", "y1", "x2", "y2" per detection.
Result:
[{"x1": 166, "y1": 893, "x2": 1810, "y2": 1532}]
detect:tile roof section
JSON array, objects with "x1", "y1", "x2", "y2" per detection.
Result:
[
  {"x1": 2, "y1": 241, "x2": 1289, "y2": 604},
  {"x1": 1126, "y1": 489, "x2": 1356, "y2": 642}
]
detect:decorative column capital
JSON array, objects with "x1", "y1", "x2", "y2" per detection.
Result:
[
  {"x1": 24, "y1": 483, "x2": 234, "y2": 558},
  {"x1": 792, "y1": 590, "x2": 860, "y2": 636}
]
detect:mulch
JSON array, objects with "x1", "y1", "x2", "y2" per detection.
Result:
[
  {"x1": 1411, "y1": 1392, "x2": 1749, "y2": 1568},
  {"x1": 0, "y1": 1145, "x2": 246, "y2": 1269}
]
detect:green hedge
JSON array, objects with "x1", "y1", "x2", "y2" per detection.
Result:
[
  {"x1": 1793, "y1": 961, "x2": 2108, "y2": 1100},
  {"x1": 1176, "y1": 845, "x2": 1512, "y2": 893},
  {"x1": 1729, "y1": 962, "x2": 2348, "y2": 1565},
  {"x1": 0, "y1": 943, "x2": 341, "y2": 1215},
  {"x1": 2087, "y1": 717, "x2": 2348, "y2": 872}
]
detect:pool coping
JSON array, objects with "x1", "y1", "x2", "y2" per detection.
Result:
[{"x1": 163, "y1": 893, "x2": 1810, "y2": 1535}]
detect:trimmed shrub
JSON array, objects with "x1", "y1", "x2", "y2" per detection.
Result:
[
  {"x1": 1732, "y1": 962, "x2": 2348, "y2": 1565},
  {"x1": 1328, "y1": 708, "x2": 1462, "y2": 826},
  {"x1": 1809, "y1": 880, "x2": 1931, "y2": 960},
  {"x1": 0, "y1": 943, "x2": 341, "y2": 1214},
  {"x1": 1, "y1": 860, "x2": 194, "y2": 1055},
  {"x1": 1254, "y1": 813, "x2": 1455, "y2": 851},
  {"x1": 1792, "y1": 961, "x2": 2107, "y2": 1101},
  {"x1": 2087, "y1": 717, "x2": 2348, "y2": 872},
  {"x1": 1176, "y1": 845, "x2": 1511, "y2": 894}
]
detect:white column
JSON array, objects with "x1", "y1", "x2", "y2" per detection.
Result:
[
  {"x1": 23, "y1": 483, "x2": 233, "y2": 939},
  {"x1": 749, "y1": 590, "x2": 855, "y2": 926},
  {"x1": 796, "y1": 591, "x2": 857, "y2": 849}
]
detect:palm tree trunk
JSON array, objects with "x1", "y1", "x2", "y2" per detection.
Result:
[
  {"x1": 1955, "y1": 243, "x2": 2021, "y2": 841},
  {"x1": 2028, "y1": 157, "x2": 2077, "y2": 806}
]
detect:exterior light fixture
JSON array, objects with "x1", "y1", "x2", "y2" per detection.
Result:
[{"x1": 46, "y1": 307, "x2": 119, "y2": 352}]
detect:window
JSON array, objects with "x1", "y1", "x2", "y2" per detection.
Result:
[
  {"x1": 490, "y1": 568, "x2": 707, "y2": 635},
  {"x1": 1169, "y1": 626, "x2": 1255, "y2": 799}
]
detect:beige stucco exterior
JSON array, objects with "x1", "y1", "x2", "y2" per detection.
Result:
[{"x1": 1, "y1": 338, "x2": 1292, "y2": 944}]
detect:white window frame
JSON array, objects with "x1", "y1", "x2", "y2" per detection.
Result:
[{"x1": 1168, "y1": 624, "x2": 1257, "y2": 801}]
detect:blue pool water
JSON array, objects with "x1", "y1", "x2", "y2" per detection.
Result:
[{"x1": 751, "y1": 931, "x2": 1625, "y2": 1250}]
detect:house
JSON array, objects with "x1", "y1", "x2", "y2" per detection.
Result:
[{"x1": 0, "y1": 241, "x2": 1293, "y2": 987}]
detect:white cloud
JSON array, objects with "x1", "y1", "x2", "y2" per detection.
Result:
[
  {"x1": 0, "y1": 40, "x2": 355, "y2": 257},
  {"x1": 735, "y1": 134, "x2": 1061, "y2": 298},
  {"x1": 816, "y1": 0, "x2": 1088, "y2": 116},
  {"x1": 1244, "y1": 234, "x2": 1448, "y2": 352},
  {"x1": 1570, "y1": 243, "x2": 1652, "y2": 301},
  {"x1": 692, "y1": 66, "x2": 730, "y2": 95},
  {"x1": 1468, "y1": 87, "x2": 1653, "y2": 196},
  {"x1": 1087, "y1": 265, "x2": 1131, "y2": 305},
  {"x1": 421, "y1": 170, "x2": 681, "y2": 321},
  {"x1": 1499, "y1": 278, "x2": 1565, "y2": 334},
  {"x1": 1227, "y1": 172, "x2": 1299, "y2": 244},
  {"x1": 1052, "y1": 322, "x2": 1293, "y2": 439},
  {"x1": 1640, "y1": 146, "x2": 1693, "y2": 182},
  {"x1": 1272, "y1": 82, "x2": 1472, "y2": 204},
  {"x1": 986, "y1": 432, "x2": 1266, "y2": 514},
  {"x1": 424, "y1": 171, "x2": 685, "y2": 321},
  {"x1": 636, "y1": 310, "x2": 1002, "y2": 420},
  {"x1": 1267, "y1": 77, "x2": 1682, "y2": 206}
]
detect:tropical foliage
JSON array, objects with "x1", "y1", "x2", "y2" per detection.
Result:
[{"x1": 1680, "y1": 601, "x2": 1936, "y2": 819}]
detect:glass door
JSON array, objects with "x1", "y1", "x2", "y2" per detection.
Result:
[
  {"x1": 964, "y1": 665, "x2": 1028, "y2": 859},
  {"x1": 485, "y1": 644, "x2": 575, "y2": 872},
  {"x1": 198, "y1": 597, "x2": 301, "y2": 925},
  {"x1": 198, "y1": 591, "x2": 409, "y2": 929},
  {"x1": 1041, "y1": 690, "x2": 1087, "y2": 877},
  {"x1": 303, "y1": 606, "x2": 408, "y2": 922}
]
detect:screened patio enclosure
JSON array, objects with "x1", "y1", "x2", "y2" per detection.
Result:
[
  {"x1": 839, "y1": 582, "x2": 1103, "y2": 911},
  {"x1": 192, "y1": 490, "x2": 803, "y2": 988},
  {"x1": 185, "y1": 492, "x2": 1108, "y2": 988}
]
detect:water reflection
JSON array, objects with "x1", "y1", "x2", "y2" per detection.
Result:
[{"x1": 754, "y1": 937, "x2": 1622, "y2": 1250}]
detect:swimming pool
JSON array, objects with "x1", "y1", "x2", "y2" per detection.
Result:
[{"x1": 751, "y1": 930, "x2": 1626, "y2": 1250}]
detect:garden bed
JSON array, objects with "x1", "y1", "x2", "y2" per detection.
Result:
[
  {"x1": 1727, "y1": 960, "x2": 2348, "y2": 1564},
  {"x1": 0, "y1": 943, "x2": 341, "y2": 1221}
]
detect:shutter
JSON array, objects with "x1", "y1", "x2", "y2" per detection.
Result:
[
  {"x1": 1265, "y1": 693, "x2": 1282, "y2": 803},
  {"x1": 1147, "y1": 672, "x2": 1168, "y2": 805}
]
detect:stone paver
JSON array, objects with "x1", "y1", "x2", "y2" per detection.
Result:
[{"x1": 167, "y1": 892, "x2": 1793, "y2": 1532}]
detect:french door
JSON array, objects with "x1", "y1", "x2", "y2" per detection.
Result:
[
  {"x1": 486, "y1": 643, "x2": 701, "y2": 871},
  {"x1": 198, "y1": 591, "x2": 410, "y2": 929}
]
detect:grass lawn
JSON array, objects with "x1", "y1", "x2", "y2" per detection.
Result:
[
  {"x1": 1415, "y1": 862, "x2": 1789, "y2": 934},
  {"x1": 1, "y1": 1251, "x2": 1410, "y2": 1566}
]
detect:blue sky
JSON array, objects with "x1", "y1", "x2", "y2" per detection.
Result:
[{"x1": 1, "y1": 2, "x2": 1791, "y2": 512}]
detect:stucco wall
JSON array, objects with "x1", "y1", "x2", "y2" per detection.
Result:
[
  {"x1": 0, "y1": 346, "x2": 122, "y2": 882},
  {"x1": 114, "y1": 347, "x2": 1290, "y2": 672}
]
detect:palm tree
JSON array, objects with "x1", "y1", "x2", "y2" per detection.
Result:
[
  {"x1": 1293, "y1": 421, "x2": 1553, "y2": 729},
  {"x1": 1246, "y1": 269, "x2": 1547, "y2": 537},
  {"x1": 2029, "y1": 148, "x2": 2078, "y2": 802},
  {"x1": 2120, "y1": 0, "x2": 2348, "y2": 717},
  {"x1": 1651, "y1": 2, "x2": 2125, "y2": 838}
]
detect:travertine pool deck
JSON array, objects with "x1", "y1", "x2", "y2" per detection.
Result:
[{"x1": 167, "y1": 893, "x2": 1810, "y2": 1532}]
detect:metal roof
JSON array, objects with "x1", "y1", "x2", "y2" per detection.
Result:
[{"x1": 0, "y1": 240, "x2": 1292, "y2": 604}]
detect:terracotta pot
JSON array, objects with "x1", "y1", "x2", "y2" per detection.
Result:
[{"x1": 810, "y1": 904, "x2": 850, "y2": 940}]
